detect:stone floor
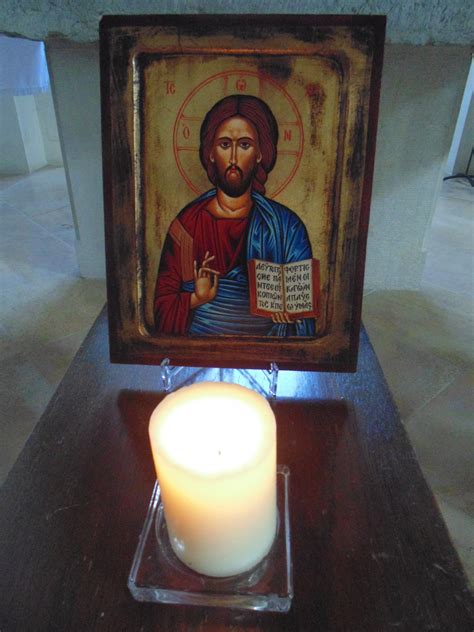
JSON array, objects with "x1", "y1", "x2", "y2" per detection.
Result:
[
  {"x1": 363, "y1": 176, "x2": 473, "y2": 586},
  {"x1": 0, "y1": 167, "x2": 472, "y2": 585},
  {"x1": 0, "y1": 167, "x2": 106, "y2": 481}
]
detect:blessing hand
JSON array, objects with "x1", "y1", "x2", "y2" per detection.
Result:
[{"x1": 191, "y1": 251, "x2": 220, "y2": 308}]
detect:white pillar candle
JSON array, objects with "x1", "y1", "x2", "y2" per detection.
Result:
[{"x1": 149, "y1": 381, "x2": 277, "y2": 578}]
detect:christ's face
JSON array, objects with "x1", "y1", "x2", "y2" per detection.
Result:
[{"x1": 210, "y1": 116, "x2": 262, "y2": 197}]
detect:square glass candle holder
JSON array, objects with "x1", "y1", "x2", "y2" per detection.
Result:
[{"x1": 128, "y1": 466, "x2": 293, "y2": 612}]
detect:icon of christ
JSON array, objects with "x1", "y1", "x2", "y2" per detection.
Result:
[{"x1": 154, "y1": 94, "x2": 318, "y2": 337}]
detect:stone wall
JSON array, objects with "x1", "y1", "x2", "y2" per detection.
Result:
[{"x1": 1, "y1": 3, "x2": 472, "y2": 286}]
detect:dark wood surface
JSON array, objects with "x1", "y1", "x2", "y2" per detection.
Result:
[{"x1": 1, "y1": 308, "x2": 472, "y2": 631}]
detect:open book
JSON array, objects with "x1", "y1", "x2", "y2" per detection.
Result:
[{"x1": 248, "y1": 258, "x2": 320, "y2": 320}]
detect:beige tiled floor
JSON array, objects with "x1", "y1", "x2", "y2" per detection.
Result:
[
  {"x1": 0, "y1": 167, "x2": 106, "y2": 482},
  {"x1": 0, "y1": 168, "x2": 472, "y2": 584},
  {"x1": 363, "y1": 177, "x2": 474, "y2": 585}
]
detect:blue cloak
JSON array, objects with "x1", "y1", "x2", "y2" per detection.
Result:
[{"x1": 183, "y1": 190, "x2": 316, "y2": 337}]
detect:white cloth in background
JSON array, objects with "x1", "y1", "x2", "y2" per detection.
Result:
[{"x1": 0, "y1": 35, "x2": 50, "y2": 96}]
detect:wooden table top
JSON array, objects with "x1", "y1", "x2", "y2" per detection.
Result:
[{"x1": 1, "y1": 309, "x2": 472, "y2": 631}]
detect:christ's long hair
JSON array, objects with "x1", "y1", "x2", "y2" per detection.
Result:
[{"x1": 199, "y1": 95, "x2": 278, "y2": 195}]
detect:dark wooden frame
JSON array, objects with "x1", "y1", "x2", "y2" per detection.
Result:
[{"x1": 100, "y1": 14, "x2": 385, "y2": 371}]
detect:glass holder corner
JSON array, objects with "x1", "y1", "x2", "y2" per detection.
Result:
[{"x1": 128, "y1": 465, "x2": 293, "y2": 612}]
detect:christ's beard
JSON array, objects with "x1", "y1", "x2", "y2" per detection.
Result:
[{"x1": 215, "y1": 165, "x2": 256, "y2": 197}]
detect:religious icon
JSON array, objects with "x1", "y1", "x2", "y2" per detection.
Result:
[
  {"x1": 154, "y1": 94, "x2": 320, "y2": 337},
  {"x1": 140, "y1": 62, "x2": 337, "y2": 342},
  {"x1": 101, "y1": 15, "x2": 385, "y2": 370}
]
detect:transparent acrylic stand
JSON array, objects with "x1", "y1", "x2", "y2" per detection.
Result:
[
  {"x1": 128, "y1": 361, "x2": 293, "y2": 611},
  {"x1": 158, "y1": 358, "x2": 280, "y2": 399}
]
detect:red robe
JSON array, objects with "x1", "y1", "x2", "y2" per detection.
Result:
[{"x1": 154, "y1": 197, "x2": 249, "y2": 334}]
